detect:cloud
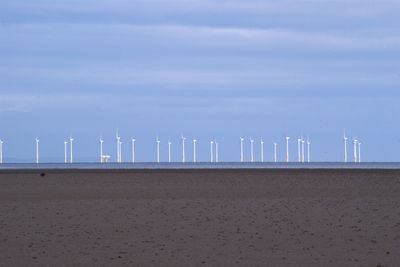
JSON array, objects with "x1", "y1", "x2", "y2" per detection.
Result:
[
  {"x1": 1, "y1": 64, "x2": 397, "y2": 93},
  {"x1": 3, "y1": 0, "x2": 400, "y2": 21},
  {"x1": 2, "y1": 23, "x2": 399, "y2": 53}
]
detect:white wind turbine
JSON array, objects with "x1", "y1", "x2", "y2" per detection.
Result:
[
  {"x1": 215, "y1": 141, "x2": 219, "y2": 163},
  {"x1": 353, "y1": 138, "x2": 358, "y2": 163},
  {"x1": 358, "y1": 141, "x2": 362, "y2": 163},
  {"x1": 273, "y1": 142, "x2": 277, "y2": 163},
  {"x1": 168, "y1": 140, "x2": 172, "y2": 163},
  {"x1": 286, "y1": 136, "x2": 290, "y2": 162},
  {"x1": 35, "y1": 137, "x2": 39, "y2": 164},
  {"x1": 307, "y1": 139, "x2": 311, "y2": 163},
  {"x1": 100, "y1": 138, "x2": 104, "y2": 163},
  {"x1": 116, "y1": 131, "x2": 121, "y2": 163},
  {"x1": 181, "y1": 135, "x2": 186, "y2": 163},
  {"x1": 64, "y1": 140, "x2": 68, "y2": 164},
  {"x1": 297, "y1": 138, "x2": 301, "y2": 163},
  {"x1": 0, "y1": 139, "x2": 3, "y2": 164},
  {"x1": 240, "y1": 137, "x2": 244, "y2": 162},
  {"x1": 193, "y1": 139, "x2": 197, "y2": 163},
  {"x1": 260, "y1": 138, "x2": 264, "y2": 162},
  {"x1": 131, "y1": 138, "x2": 136, "y2": 163},
  {"x1": 156, "y1": 138, "x2": 160, "y2": 163},
  {"x1": 250, "y1": 138, "x2": 254, "y2": 163},
  {"x1": 69, "y1": 136, "x2": 74, "y2": 163},
  {"x1": 344, "y1": 132, "x2": 348, "y2": 163},
  {"x1": 210, "y1": 140, "x2": 214, "y2": 163},
  {"x1": 301, "y1": 139, "x2": 305, "y2": 163}
]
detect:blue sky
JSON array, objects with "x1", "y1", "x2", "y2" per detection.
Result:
[{"x1": 1, "y1": 0, "x2": 399, "y2": 162}]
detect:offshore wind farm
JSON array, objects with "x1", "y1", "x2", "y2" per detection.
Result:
[
  {"x1": 2, "y1": 0, "x2": 400, "y2": 266},
  {"x1": 0, "y1": 131, "x2": 371, "y2": 167}
]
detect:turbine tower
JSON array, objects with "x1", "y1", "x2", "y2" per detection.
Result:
[
  {"x1": 307, "y1": 139, "x2": 311, "y2": 163},
  {"x1": 193, "y1": 139, "x2": 197, "y2": 163},
  {"x1": 286, "y1": 136, "x2": 290, "y2": 162},
  {"x1": 64, "y1": 140, "x2": 68, "y2": 164},
  {"x1": 0, "y1": 139, "x2": 3, "y2": 164},
  {"x1": 156, "y1": 138, "x2": 160, "y2": 163},
  {"x1": 260, "y1": 138, "x2": 264, "y2": 162},
  {"x1": 297, "y1": 138, "x2": 301, "y2": 162},
  {"x1": 215, "y1": 141, "x2": 219, "y2": 163},
  {"x1": 181, "y1": 136, "x2": 186, "y2": 163},
  {"x1": 250, "y1": 138, "x2": 254, "y2": 163},
  {"x1": 210, "y1": 140, "x2": 214, "y2": 163},
  {"x1": 301, "y1": 139, "x2": 305, "y2": 163},
  {"x1": 116, "y1": 131, "x2": 120, "y2": 163},
  {"x1": 69, "y1": 137, "x2": 74, "y2": 163},
  {"x1": 35, "y1": 137, "x2": 39, "y2": 164},
  {"x1": 273, "y1": 142, "x2": 277, "y2": 163},
  {"x1": 131, "y1": 138, "x2": 136, "y2": 163},
  {"x1": 358, "y1": 142, "x2": 361, "y2": 163},
  {"x1": 353, "y1": 138, "x2": 358, "y2": 163},
  {"x1": 100, "y1": 138, "x2": 104, "y2": 163},
  {"x1": 119, "y1": 140, "x2": 122, "y2": 163},
  {"x1": 240, "y1": 137, "x2": 244, "y2": 162},
  {"x1": 344, "y1": 133, "x2": 348, "y2": 163},
  {"x1": 168, "y1": 140, "x2": 172, "y2": 163}
]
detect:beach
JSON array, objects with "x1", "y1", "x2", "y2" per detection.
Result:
[{"x1": 0, "y1": 168, "x2": 399, "y2": 266}]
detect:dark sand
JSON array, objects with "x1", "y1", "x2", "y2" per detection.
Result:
[{"x1": 1, "y1": 168, "x2": 400, "y2": 266}]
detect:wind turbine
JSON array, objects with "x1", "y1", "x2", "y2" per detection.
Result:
[
  {"x1": 35, "y1": 137, "x2": 39, "y2": 164},
  {"x1": 156, "y1": 138, "x2": 160, "y2": 163},
  {"x1": 301, "y1": 139, "x2": 305, "y2": 163},
  {"x1": 358, "y1": 141, "x2": 361, "y2": 163},
  {"x1": 286, "y1": 136, "x2": 290, "y2": 162},
  {"x1": 215, "y1": 141, "x2": 219, "y2": 163},
  {"x1": 0, "y1": 139, "x2": 3, "y2": 164},
  {"x1": 116, "y1": 131, "x2": 120, "y2": 163},
  {"x1": 168, "y1": 140, "x2": 172, "y2": 163},
  {"x1": 260, "y1": 138, "x2": 264, "y2": 162},
  {"x1": 210, "y1": 140, "x2": 214, "y2": 163},
  {"x1": 344, "y1": 132, "x2": 348, "y2": 163},
  {"x1": 64, "y1": 140, "x2": 68, "y2": 164},
  {"x1": 250, "y1": 138, "x2": 254, "y2": 163},
  {"x1": 297, "y1": 138, "x2": 301, "y2": 162},
  {"x1": 307, "y1": 139, "x2": 311, "y2": 163},
  {"x1": 353, "y1": 138, "x2": 358, "y2": 163},
  {"x1": 131, "y1": 138, "x2": 136, "y2": 163},
  {"x1": 69, "y1": 136, "x2": 74, "y2": 163},
  {"x1": 181, "y1": 135, "x2": 186, "y2": 163},
  {"x1": 100, "y1": 138, "x2": 104, "y2": 163},
  {"x1": 240, "y1": 137, "x2": 244, "y2": 162},
  {"x1": 193, "y1": 139, "x2": 197, "y2": 163},
  {"x1": 273, "y1": 142, "x2": 277, "y2": 163}
]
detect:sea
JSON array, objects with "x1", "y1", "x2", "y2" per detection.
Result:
[{"x1": 1, "y1": 162, "x2": 400, "y2": 170}]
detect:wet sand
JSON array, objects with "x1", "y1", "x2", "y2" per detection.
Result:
[{"x1": 0, "y1": 168, "x2": 399, "y2": 266}]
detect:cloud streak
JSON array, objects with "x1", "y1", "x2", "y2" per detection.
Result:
[
  {"x1": 3, "y1": 0, "x2": 400, "y2": 21},
  {"x1": 2, "y1": 23, "x2": 399, "y2": 53}
]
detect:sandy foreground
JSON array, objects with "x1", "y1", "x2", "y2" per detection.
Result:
[{"x1": 0, "y1": 168, "x2": 399, "y2": 266}]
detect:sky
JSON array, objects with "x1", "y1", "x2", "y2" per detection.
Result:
[{"x1": 1, "y1": 0, "x2": 400, "y2": 163}]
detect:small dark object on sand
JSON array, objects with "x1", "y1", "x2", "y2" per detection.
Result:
[{"x1": 40, "y1": 173, "x2": 46, "y2": 177}]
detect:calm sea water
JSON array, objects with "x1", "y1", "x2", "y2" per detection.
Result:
[{"x1": 1, "y1": 162, "x2": 400, "y2": 170}]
